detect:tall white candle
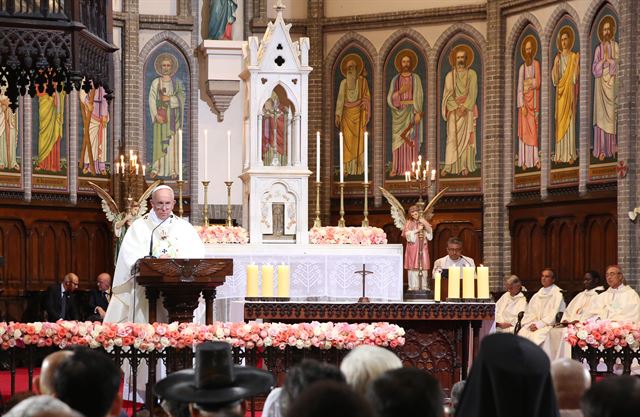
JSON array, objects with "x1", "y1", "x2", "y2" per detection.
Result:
[
  {"x1": 339, "y1": 132, "x2": 344, "y2": 183},
  {"x1": 431, "y1": 169, "x2": 436, "y2": 181},
  {"x1": 316, "y1": 131, "x2": 320, "y2": 182},
  {"x1": 178, "y1": 129, "x2": 183, "y2": 181},
  {"x1": 226, "y1": 130, "x2": 231, "y2": 181},
  {"x1": 364, "y1": 131, "x2": 368, "y2": 183},
  {"x1": 203, "y1": 129, "x2": 208, "y2": 181}
]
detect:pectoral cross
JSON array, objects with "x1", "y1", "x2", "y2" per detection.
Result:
[{"x1": 355, "y1": 264, "x2": 373, "y2": 304}]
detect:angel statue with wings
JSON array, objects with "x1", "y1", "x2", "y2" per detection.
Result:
[
  {"x1": 88, "y1": 180, "x2": 161, "y2": 259},
  {"x1": 381, "y1": 187, "x2": 447, "y2": 292}
]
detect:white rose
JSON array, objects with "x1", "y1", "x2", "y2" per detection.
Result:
[{"x1": 576, "y1": 330, "x2": 588, "y2": 340}]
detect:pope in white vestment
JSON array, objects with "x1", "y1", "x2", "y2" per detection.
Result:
[
  {"x1": 590, "y1": 266, "x2": 640, "y2": 323},
  {"x1": 104, "y1": 185, "x2": 205, "y2": 324},
  {"x1": 495, "y1": 276, "x2": 528, "y2": 333},
  {"x1": 518, "y1": 269, "x2": 566, "y2": 346}
]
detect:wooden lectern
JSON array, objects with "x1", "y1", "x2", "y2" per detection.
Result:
[{"x1": 132, "y1": 258, "x2": 233, "y2": 324}]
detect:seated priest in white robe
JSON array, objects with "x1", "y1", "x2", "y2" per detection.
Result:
[
  {"x1": 104, "y1": 185, "x2": 205, "y2": 324},
  {"x1": 518, "y1": 268, "x2": 566, "y2": 348},
  {"x1": 546, "y1": 270, "x2": 605, "y2": 360},
  {"x1": 495, "y1": 275, "x2": 527, "y2": 333},
  {"x1": 432, "y1": 237, "x2": 475, "y2": 275},
  {"x1": 590, "y1": 265, "x2": 640, "y2": 323}
]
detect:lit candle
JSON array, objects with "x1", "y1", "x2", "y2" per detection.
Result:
[
  {"x1": 178, "y1": 129, "x2": 183, "y2": 181},
  {"x1": 246, "y1": 263, "x2": 259, "y2": 297},
  {"x1": 411, "y1": 161, "x2": 415, "y2": 172},
  {"x1": 415, "y1": 169, "x2": 420, "y2": 180},
  {"x1": 405, "y1": 171, "x2": 409, "y2": 182},
  {"x1": 121, "y1": 163, "x2": 126, "y2": 175},
  {"x1": 339, "y1": 132, "x2": 344, "y2": 183},
  {"x1": 477, "y1": 265, "x2": 490, "y2": 299},
  {"x1": 431, "y1": 169, "x2": 436, "y2": 181},
  {"x1": 434, "y1": 271, "x2": 442, "y2": 302},
  {"x1": 261, "y1": 264, "x2": 274, "y2": 297},
  {"x1": 364, "y1": 131, "x2": 368, "y2": 183},
  {"x1": 448, "y1": 267, "x2": 461, "y2": 300},
  {"x1": 135, "y1": 164, "x2": 139, "y2": 175},
  {"x1": 227, "y1": 130, "x2": 231, "y2": 182},
  {"x1": 120, "y1": 155, "x2": 124, "y2": 166},
  {"x1": 423, "y1": 169, "x2": 426, "y2": 179},
  {"x1": 129, "y1": 150, "x2": 133, "y2": 160},
  {"x1": 426, "y1": 160, "x2": 429, "y2": 172},
  {"x1": 277, "y1": 263, "x2": 290, "y2": 297},
  {"x1": 142, "y1": 164, "x2": 146, "y2": 176},
  {"x1": 204, "y1": 129, "x2": 208, "y2": 181},
  {"x1": 115, "y1": 162, "x2": 119, "y2": 174},
  {"x1": 316, "y1": 131, "x2": 320, "y2": 182},
  {"x1": 462, "y1": 266, "x2": 475, "y2": 299}
]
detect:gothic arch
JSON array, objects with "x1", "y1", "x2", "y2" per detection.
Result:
[
  {"x1": 582, "y1": 0, "x2": 620, "y2": 36},
  {"x1": 432, "y1": 23, "x2": 487, "y2": 66},
  {"x1": 379, "y1": 28, "x2": 430, "y2": 63},
  {"x1": 542, "y1": 3, "x2": 581, "y2": 43}
]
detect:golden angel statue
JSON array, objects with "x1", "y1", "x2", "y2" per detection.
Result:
[{"x1": 380, "y1": 187, "x2": 447, "y2": 291}]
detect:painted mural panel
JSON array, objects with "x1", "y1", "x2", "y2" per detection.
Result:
[
  {"x1": 0, "y1": 87, "x2": 22, "y2": 190},
  {"x1": 513, "y1": 26, "x2": 542, "y2": 191},
  {"x1": 589, "y1": 6, "x2": 619, "y2": 183},
  {"x1": 550, "y1": 16, "x2": 579, "y2": 187},
  {"x1": 332, "y1": 45, "x2": 372, "y2": 190},
  {"x1": 78, "y1": 83, "x2": 111, "y2": 193},
  {"x1": 383, "y1": 40, "x2": 426, "y2": 191},
  {"x1": 32, "y1": 86, "x2": 68, "y2": 191},
  {"x1": 438, "y1": 36, "x2": 482, "y2": 194},
  {"x1": 144, "y1": 43, "x2": 189, "y2": 183}
]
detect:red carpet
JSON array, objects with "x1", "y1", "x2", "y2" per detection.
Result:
[{"x1": 0, "y1": 368, "x2": 40, "y2": 401}]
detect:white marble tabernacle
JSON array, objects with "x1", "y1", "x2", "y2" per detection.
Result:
[{"x1": 206, "y1": 244, "x2": 404, "y2": 302}]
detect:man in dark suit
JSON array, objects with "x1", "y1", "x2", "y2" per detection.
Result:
[
  {"x1": 87, "y1": 272, "x2": 111, "y2": 322},
  {"x1": 43, "y1": 273, "x2": 80, "y2": 321}
]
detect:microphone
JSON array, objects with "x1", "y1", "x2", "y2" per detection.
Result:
[{"x1": 145, "y1": 215, "x2": 173, "y2": 258}]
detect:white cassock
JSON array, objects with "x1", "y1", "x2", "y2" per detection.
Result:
[
  {"x1": 104, "y1": 210, "x2": 206, "y2": 324},
  {"x1": 432, "y1": 255, "x2": 475, "y2": 276},
  {"x1": 591, "y1": 285, "x2": 640, "y2": 322},
  {"x1": 518, "y1": 284, "x2": 565, "y2": 346},
  {"x1": 495, "y1": 291, "x2": 527, "y2": 333},
  {"x1": 548, "y1": 286, "x2": 604, "y2": 360}
]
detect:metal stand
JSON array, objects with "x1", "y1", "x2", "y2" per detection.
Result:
[
  {"x1": 338, "y1": 182, "x2": 345, "y2": 227},
  {"x1": 362, "y1": 181, "x2": 369, "y2": 227},
  {"x1": 224, "y1": 180, "x2": 233, "y2": 227},
  {"x1": 313, "y1": 181, "x2": 322, "y2": 228},
  {"x1": 177, "y1": 180, "x2": 184, "y2": 218},
  {"x1": 201, "y1": 181, "x2": 210, "y2": 227}
]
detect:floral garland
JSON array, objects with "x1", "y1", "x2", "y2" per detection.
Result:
[
  {"x1": 196, "y1": 225, "x2": 249, "y2": 244},
  {"x1": 566, "y1": 320, "x2": 640, "y2": 351},
  {"x1": 309, "y1": 226, "x2": 387, "y2": 245},
  {"x1": 0, "y1": 321, "x2": 405, "y2": 352}
]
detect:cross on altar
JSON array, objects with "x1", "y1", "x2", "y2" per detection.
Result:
[
  {"x1": 355, "y1": 264, "x2": 373, "y2": 304},
  {"x1": 274, "y1": 0, "x2": 286, "y2": 12}
]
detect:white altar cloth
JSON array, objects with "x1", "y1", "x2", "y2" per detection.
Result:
[{"x1": 205, "y1": 244, "x2": 404, "y2": 302}]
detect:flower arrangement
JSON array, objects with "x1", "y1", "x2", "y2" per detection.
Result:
[
  {"x1": 0, "y1": 321, "x2": 405, "y2": 352},
  {"x1": 309, "y1": 226, "x2": 387, "y2": 245},
  {"x1": 196, "y1": 225, "x2": 249, "y2": 244},
  {"x1": 566, "y1": 320, "x2": 640, "y2": 351}
]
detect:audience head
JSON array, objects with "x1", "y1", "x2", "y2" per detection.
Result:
[
  {"x1": 339, "y1": 345, "x2": 402, "y2": 396},
  {"x1": 281, "y1": 359, "x2": 345, "y2": 415},
  {"x1": 541, "y1": 268, "x2": 556, "y2": 288},
  {"x1": 96, "y1": 273, "x2": 111, "y2": 292},
  {"x1": 605, "y1": 265, "x2": 624, "y2": 289},
  {"x1": 2, "y1": 395, "x2": 83, "y2": 417},
  {"x1": 366, "y1": 367, "x2": 444, "y2": 417},
  {"x1": 160, "y1": 398, "x2": 191, "y2": 417},
  {"x1": 504, "y1": 275, "x2": 522, "y2": 296},
  {"x1": 450, "y1": 380, "x2": 466, "y2": 411},
  {"x1": 151, "y1": 185, "x2": 176, "y2": 220},
  {"x1": 550, "y1": 358, "x2": 591, "y2": 410},
  {"x1": 34, "y1": 350, "x2": 73, "y2": 395},
  {"x1": 285, "y1": 380, "x2": 373, "y2": 417},
  {"x1": 446, "y1": 237, "x2": 464, "y2": 260},
  {"x1": 62, "y1": 273, "x2": 79, "y2": 293},
  {"x1": 455, "y1": 333, "x2": 560, "y2": 417},
  {"x1": 583, "y1": 270, "x2": 603, "y2": 290},
  {"x1": 581, "y1": 375, "x2": 640, "y2": 417},
  {"x1": 53, "y1": 348, "x2": 121, "y2": 417}
]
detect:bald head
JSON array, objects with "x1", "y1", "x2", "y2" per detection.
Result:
[
  {"x1": 36, "y1": 350, "x2": 74, "y2": 395},
  {"x1": 551, "y1": 358, "x2": 591, "y2": 409}
]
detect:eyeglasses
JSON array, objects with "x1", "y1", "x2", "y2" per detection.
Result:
[{"x1": 606, "y1": 272, "x2": 622, "y2": 276}]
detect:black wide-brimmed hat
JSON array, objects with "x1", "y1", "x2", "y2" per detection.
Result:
[{"x1": 154, "y1": 341, "x2": 274, "y2": 410}]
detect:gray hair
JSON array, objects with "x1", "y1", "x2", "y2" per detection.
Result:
[
  {"x1": 3, "y1": 395, "x2": 82, "y2": 417},
  {"x1": 505, "y1": 275, "x2": 521, "y2": 286},
  {"x1": 340, "y1": 345, "x2": 403, "y2": 396}
]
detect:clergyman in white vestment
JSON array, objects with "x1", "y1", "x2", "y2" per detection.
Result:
[
  {"x1": 495, "y1": 275, "x2": 528, "y2": 333},
  {"x1": 104, "y1": 185, "x2": 205, "y2": 324},
  {"x1": 518, "y1": 268, "x2": 566, "y2": 346},
  {"x1": 432, "y1": 237, "x2": 475, "y2": 276},
  {"x1": 590, "y1": 265, "x2": 640, "y2": 322}
]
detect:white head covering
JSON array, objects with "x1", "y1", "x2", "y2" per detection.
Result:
[{"x1": 152, "y1": 184, "x2": 174, "y2": 198}]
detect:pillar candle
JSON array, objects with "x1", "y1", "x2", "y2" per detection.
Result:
[
  {"x1": 462, "y1": 266, "x2": 475, "y2": 299},
  {"x1": 477, "y1": 265, "x2": 490, "y2": 299},
  {"x1": 277, "y1": 263, "x2": 290, "y2": 297},
  {"x1": 178, "y1": 129, "x2": 183, "y2": 181},
  {"x1": 431, "y1": 169, "x2": 436, "y2": 181},
  {"x1": 226, "y1": 130, "x2": 231, "y2": 181},
  {"x1": 448, "y1": 267, "x2": 461, "y2": 299},
  {"x1": 364, "y1": 131, "x2": 368, "y2": 183},
  {"x1": 316, "y1": 131, "x2": 320, "y2": 182},
  {"x1": 142, "y1": 165, "x2": 146, "y2": 176},
  {"x1": 115, "y1": 162, "x2": 119, "y2": 174},
  {"x1": 246, "y1": 264, "x2": 259, "y2": 297},
  {"x1": 261, "y1": 264, "x2": 274, "y2": 297},
  {"x1": 339, "y1": 132, "x2": 344, "y2": 183},
  {"x1": 434, "y1": 271, "x2": 441, "y2": 302},
  {"x1": 204, "y1": 129, "x2": 208, "y2": 181}
]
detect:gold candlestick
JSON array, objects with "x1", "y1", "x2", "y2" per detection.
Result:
[
  {"x1": 177, "y1": 180, "x2": 184, "y2": 218},
  {"x1": 338, "y1": 182, "x2": 345, "y2": 227},
  {"x1": 362, "y1": 181, "x2": 369, "y2": 227},
  {"x1": 202, "y1": 181, "x2": 210, "y2": 227},
  {"x1": 313, "y1": 181, "x2": 322, "y2": 228},
  {"x1": 224, "y1": 180, "x2": 233, "y2": 227}
]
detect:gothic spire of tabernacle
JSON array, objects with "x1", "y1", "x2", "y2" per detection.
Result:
[{"x1": 274, "y1": 0, "x2": 286, "y2": 15}]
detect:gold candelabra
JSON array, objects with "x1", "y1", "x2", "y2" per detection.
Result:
[
  {"x1": 176, "y1": 180, "x2": 184, "y2": 218},
  {"x1": 224, "y1": 181, "x2": 233, "y2": 227},
  {"x1": 338, "y1": 182, "x2": 345, "y2": 227},
  {"x1": 313, "y1": 181, "x2": 322, "y2": 228},
  {"x1": 202, "y1": 181, "x2": 210, "y2": 227},
  {"x1": 362, "y1": 181, "x2": 369, "y2": 227},
  {"x1": 115, "y1": 150, "x2": 145, "y2": 208}
]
